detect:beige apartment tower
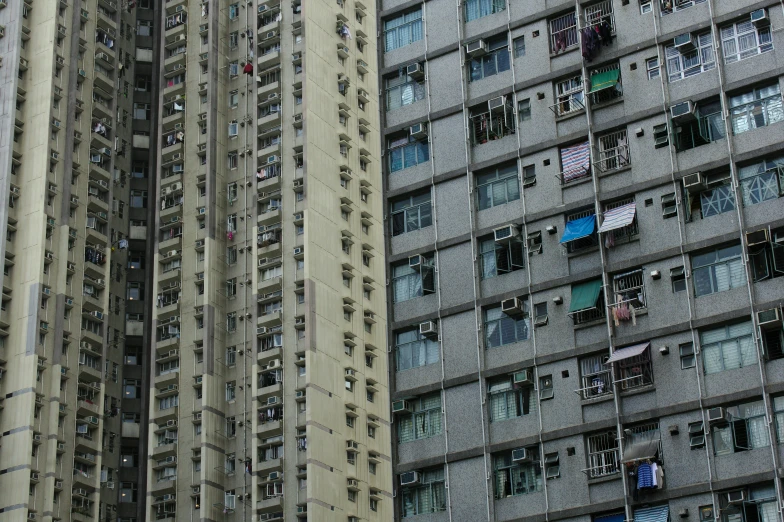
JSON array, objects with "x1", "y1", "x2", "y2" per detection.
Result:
[{"x1": 146, "y1": 0, "x2": 391, "y2": 521}]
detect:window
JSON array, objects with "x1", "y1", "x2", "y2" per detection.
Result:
[
  {"x1": 384, "y1": 10, "x2": 423, "y2": 52},
  {"x1": 544, "y1": 453, "x2": 560, "y2": 479},
  {"x1": 385, "y1": 67, "x2": 425, "y2": 111},
  {"x1": 479, "y1": 236, "x2": 524, "y2": 278},
  {"x1": 585, "y1": 431, "x2": 619, "y2": 478},
  {"x1": 391, "y1": 255, "x2": 435, "y2": 303},
  {"x1": 711, "y1": 400, "x2": 769, "y2": 455},
  {"x1": 513, "y1": 36, "x2": 525, "y2": 57},
  {"x1": 476, "y1": 163, "x2": 519, "y2": 210},
  {"x1": 671, "y1": 266, "x2": 686, "y2": 292},
  {"x1": 465, "y1": 0, "x2": 504, "y2": 21},
  {"x1": 665, "y1": 32, "x2": 715, "y2": 82},
  {"x1": 691, "y1": 244, "x2": 745, "y2": 297},
  {"x1": 228, "y1": 3, "x2": 239, "y2": 19},
  {"x1": 680, "y1": 342, "x2": 695, "y2": 368},
  {"x1": 730, "y1": 83, "x2": 784, "y2": 135},
  {"x1": 693, "y1": 173, "x2": 735, "y2": 218},
  {"x1": 646, "y1": 57, "x2": 660, "y2": 79},
  {"x1": 468, "y1": 35, "x2": 510, "y2": 82},
  {"x1": 129, "y1": 190, "x2": 147, "y2": 208},
  {"x1": 739, "y1": 157, "x2": 784, "y2": 208},
  {"x1": 229, "y1": 90, "x2": 239, "y2": 108},
  {"x1": 488, "y1": 374, "x2": 533, "y2": 421},
  {"x1": 158, "y1": 395, "x2": 179, "y2": 410},
  {"x1": 391, "y1": 192, "x2": 432, "y2": 236},
  {"x1": 773, "y1": 396, "x2": 784, "y2": 443},
  {"x1": 610, "y1": 268, "x2": 645, "y2": 317},
  {"x1": 675, "y1": 102, "x2": 725, "y2": 153},
  {"x1": 388, "y1": 135, "x2": 429, "y2": 172},
  {"x1": 133, "y1": 103, "x2": 150, "y2": 120},
  {"x1": 228, "y1": 151, "x2": 238, "y2": 169},
  {"x1": 549, "y1": 11, "x2": 577, "y2": 53},
  {"x1": 689, "y1": 421, "x2": 705, "y2": 448},
  {"x1": 579, "y1": 354, "x2": 611, "y2": 399},
  {"x1": 553, "y1": 75, "x2": 585, "y2": 116},
  {"x1": 720, "y1": 20, "x2": 772, "y2": 64},
  {"x1": 719, "y1": 485, "x2": 777, "y2": 522},
  {"x1": 522, "y1": 164, "x2": 536, "y2": 187},
  {"x1": 226, "y1": 382, "x2": 236, "y2": 401},
  {"x1": 493, "y1": 447, "x2": 542, "y2": 498},
  {"x1": 568, "y1": 278, "x2": 606, "y2": 324},
  {"x1": 123, "y1": 379, "x2": 141, "y2": 399},
  {"x1": 397, "y1": 393, "x2": 442, "y2": 443},
  {"x1": 563, "y1": 209, "x2": 598, "y2": 253},
  {"x1": 126, "y1": 282, "x2": 144, "y2": 301},
  {"x1": 484, "y1": 303, "x2": 529, "y2": 348},
  {"x1": 518, "y1": 98, "x2": 531, "y2": 121},
  {"x1": 588, "y1": 63, "x2": 622, "y2": 106},
  {"x1": 395, "y1": 328, "x2": 439, "y2": 371},
  {"x1": 700, "y1": 321, "x2": 754, "y2": 374},
  {"x1": 611, "y1": 343, "x2": 653, "y2": 391},
  {"x1": 120, "y1": 482, "x2": 137, "y2": 503}
]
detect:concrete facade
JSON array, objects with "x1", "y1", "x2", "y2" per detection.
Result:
[
  {"x1": 0, "y1": 0, "x2": 154, "y2": 520},
  {"x1": 378, "y1": 0, "x2": 784, "y2": 520}
]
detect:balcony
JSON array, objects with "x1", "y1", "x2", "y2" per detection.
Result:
[
  {"x1": 158, "y1": 236, "x2": 182, "y2": 253},
  {"x1": 76, "y1": 399, "x2": 101, "y2": 417},
  {"x1": 79, "y1": 364, "x2": 102, "y2": 383},
  {"x1": 256, "y1": 381, "x2": 282, "y2": 404},
  {"x1": 256, "y1": 457, "x2": 283, "y2": 476},
  {"x1": 256, "y1": 418, "x2": 282, "y2": 438},
  {"x1": 256, "y1": 495, "x2": 284, "y2": 513},
  {"x1": 257, "y1": 310, "x2": 282, "y2": 328}
]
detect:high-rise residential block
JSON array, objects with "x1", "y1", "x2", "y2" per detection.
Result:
[
  {"x1": 145, "y1": 0, "x2": 391, "y2": 520},
  {"x1": 378, "y1": 0, "x2": 784, "y2": 521}
]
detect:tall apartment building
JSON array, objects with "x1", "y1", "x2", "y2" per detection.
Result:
[
  {"x1": 379, "y1": 0, "x2": 784, "y2": 520},
  {"x1": 145, "y1": 0, "x2": 391, "y2": 521},
  {"x1": 0, "y1": 0, "x2": 155, "y2": 521}
]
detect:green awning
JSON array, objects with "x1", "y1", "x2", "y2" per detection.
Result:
[
  {"x1": 589, "y1": 70, "x2": 620, "y2": 93},
  {"x1": 569, "y1": 279, "x2": 603, "y2": 313}
]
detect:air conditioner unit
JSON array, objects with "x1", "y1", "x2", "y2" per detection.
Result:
[
  {"x1": 494, "y1": 224, "x2": 518, "y2": 243},
  {"x1": 346, "y1": 439, "x2": 359, "y2": 450},
  {"x1": 707, "y1": 407, "x2": 726, "y2": 424},
  {"x1": 51, "y1": 151, "x2": 59, "y2": 160},
  {"x1": 258, "y1": 4, "x2": 267, "y2": 12},
  {"x1": 195, "y1": 240, "x2": 204, "y2": 247},
  {"x1": 410, "y1": 122, "x2": 428, "y2": 140},
  {"x1": 171, "y1": 153, "x2": 183, "y2": 160},
  {"x1": 727, "y1": 491, "x2": 745, "y2": 504},
  {"x1": 391, "y1": 400, "x2": 412, "y2": 413},
  {"x1": 194, "y1": 375, "x2": 203, "y2": 384},
  {"x1": 293, "y1": 247, "x2": 304, "y2": 256},
  {"x1": 198, "y1": 207, "x2": 206, "y2": 215},
  {"x1": 746, "y1": 228, "x2": 769, "y2": 247},
  {"x1": 295, "y1": 390, "x2": 305, "y2": 399},
  {"x1": 670, "y1": 100, "x2": 695, "y2": 121},
  {"x1": 674, "y1": 32, "x2": 695, "y2": 50},
  {"x1": 512, "y1": 447, "x2": 530, "y2": 462},
  {"x1": 502, "y1": 297, "x2": 525, "y2": 316},
  {"x1": 268, "y1": 359, "x2": 280, "y2": 369},
  {"x1": 268, "y1": 471, "x2": 280, "y2": 480},
  {"x1": 683, "y1": 172, "x2": 705, "y2": 193},
  {"x1": 466, "y1": 39, "x2": 487, "y2": 57},
  {"x1": 194, "y1": 412, "x2": 202, "y2": 420},
  {"x1": 406, "y1": 62, "x2": 424, "y2": 79},
  {"x1": 266, "y1": 396, "x2": 279, "y2": 405},
  {"x1": 167, "y1": 420, "x2": 178, "y2": 427},
  {"x1": 419, "y1": 320, "x2": 438, "y2": 337},
  {"x1": 55, "y1": 480, "x2": 63, "y2": 488},
  {"x1": 750, "y1": 8, "x2": 768, "y2": 25},
  {"x1": 347, "y1": 478, "x2": 358, "y2": 487},
  {"x1": 758, "y1": 308, "x2": 782, "y2": 330},
  {"x1": 345, "y1": 368, "x2": 356, "y2": 378},
  {"x1": 192, "y1": 486, "x2": 201, "y2": 494},
  {"x1": 293, "y1": 114, "x2": 303, "y2": 123},
  {"x1": 400, "y1": 471, "x2": 419, "y2": 486},
  {"x1": 75, "y1": 488, "x2": 88, "y2": 497},
  {"x1": 267, "y1": 155, "x2": 279, "y2": 164},
  {"x1": 409, "y1": 254, "x2": 423, "y2": 268},
  {"x1": 513, "y1": 369, "x2": 533, "y2": 385},
  {"x1": 96, "y1": 53, "x2": 108, "y2": 61},
  {"x1": 266, "y1": 30, "x2": 277, "y2": 39}
]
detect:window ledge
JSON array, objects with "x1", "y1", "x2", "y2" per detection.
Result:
[
  {"x1": 549, "y1": 46, "x2": 579, "y2": 60},
  {"x1": 596, "y1": 164, "x2": 631, "y2": 179},
  {"x1": 619, "y1": 384, "x2": 655, "y2": 397},
  {"x1": 580, "y1": 394, "x2": 614, "y2": 406},
  {"x1": 554, "y1": 109, "x2": 586, "y2": 123},
  {"x1": 573, "y1": 317, "x2": 606, "y2": 330},
  {"x1": 567, "y1": 245, "x2": 599, "y2": 259},
  {"x1": 561, "y1": 176, "x2": 592, "y2": 190},
  {"x1": 591, "y1": 97, "x2": 624, "y2": 111},
  {"x1": 587, "y1": 472, "x2": 621, "y2": 485}
]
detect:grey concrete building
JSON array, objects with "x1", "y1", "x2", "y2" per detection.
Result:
[{"x1": 378, "y1": 0, "x2": 784, "y2": 520}]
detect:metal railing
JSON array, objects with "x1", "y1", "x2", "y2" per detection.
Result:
[
  {"x1": 594, "y1": 130, "x2": 629, "y2": 173},
  {"x1": 730, "y1": 92, "x2": 784, "y2": 135},
  {"x1": 549, "y1": 11, "x2": 577, "y2": 53},
  {"x1": 470, "y1": 106, "x2": 516, "y2": 145}
]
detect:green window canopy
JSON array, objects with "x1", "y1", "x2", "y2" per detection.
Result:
[
  {"x1": 568, "y1": 279, "x2": 603, "y2": 313},
  {"x1": 589, "y1": 70, "x2": 620, "y2": 94}
]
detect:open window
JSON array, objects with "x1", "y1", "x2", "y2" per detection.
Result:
[
  {"x1": 470, "y1": 96, "x2": 516, "y2": 145},
  {"x1": 492, "y1": 447, "x2": 542, "y2": 499},
  {"x1": 610, "y1": 268, "x2": 646, "y2": 320},
  {"x1": 588, "y1": 63, "x2": 622, "y2": 106},
  {"x1": 391, "y1": 254, "x2": 436, "y2": 303},
  {"x1": 559, "y1": 141, "x2": 591, "y2": 184},
  {"x1": 599, "y1": 199, "x2": 638, "y2": 246},
  {"x1": 560, "y1": 210, "x2": 597, "y2": 253},
  {"x1": 673, "y1": 98, "x2": 725, "y2": 151},
  {"x1": 710, "y1": 401, "x2": 769, "y2": 455},
  {"x1": 578, "y1": 354, "x2": 611, "y2": 399},
  {"x1": 568, "y1": 279, "x2": 605, "y2": 325},
  {"x1": 606, "y1": 342, "x2": 653, "y2": 390},
  {"x1": 479, "y1": 229, "x2": 525, "y2": 278},
  {"x1": 487, "y1": 371, "x2": 534, "y2": 421},
  {"x1": 594, "y1": 129, "x2": 630, "y2": 173}
]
